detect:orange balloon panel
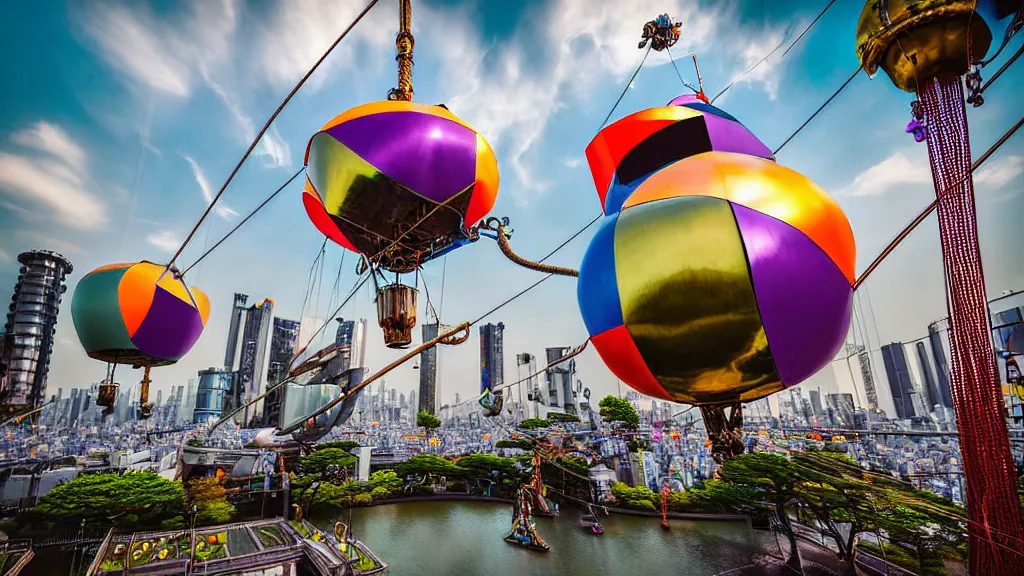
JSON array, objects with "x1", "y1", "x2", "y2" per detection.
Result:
[
  {"x1": 622, "y1": 152, "x2": 856, "y2": 284},
  {"x1": 585, "y1": 106, "x2": 704, "y2": 204}
]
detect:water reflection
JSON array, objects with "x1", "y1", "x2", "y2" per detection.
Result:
[{"x1": 315, "y1": 501, "x2": 770, "y2": 576}]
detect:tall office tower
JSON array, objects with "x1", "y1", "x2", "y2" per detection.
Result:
[
  {"x1": 173, "y1": 385, "x2": 184, "y2": 425},
  {"x1": 545, "y1": 347, "x2": 577, "y2": 413},
  {"x1": 1, "y1": 250, "x2": 73, "y2": 409},
  {"x1": 808, "y1": 389, "x2": 824, "y2": 422},
  {"x1": 418, "y1": 322, "x2": 439, "y2": 414},
  {"x1": 881, "y1": 343, "x2": 917, "y2": 419},
  {"x1": 857, "y1": 347, "x2": 880, "y2": 409},
  {"x1": 926, "y1": 320, "x2": 955, "y2": 409},
  {"x1": 263, "y1": 317, "x2": 300, "y2": 427},
  {"x1": 826, "y1": 393, "x2": 856, "y2": 427},
  {"x1": 182, "y1": 379, "x2": 196, "y2": 423},
  {"x1": 0, "y1": 327, "x2": 7, "y2": 395},
  {"x1": 334, "y1": 318, "x2": 368, "y2": 371},
  {"x1": 915, "y1": 341, "x2": 940, "y2": 411},
  {"x1": 193, "y1": 367, "x2": 235, "y2": 424},
  {"x1": 238, "y1": 298, "x2": 274, "y2": 425},
  {"x1": 479, "y1": 323, "x2": 504, "y2": 396},
  {"x1": 224, "y1": 293, "x2": 249, "y2": 370}
]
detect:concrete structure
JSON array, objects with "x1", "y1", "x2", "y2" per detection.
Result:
[
  {"x1": 881, "y1": 343, "x2": 917, "y2": 419},
  {"x1": 418, "y1": 322, "x2": 439, "y2": 414},
  {"x1": 353, "y1": 446, "x2": 373, "y2": 482},
  {"x1": 223, "y1": 293, "x2": 248, "y2": 370},
  {"x1": 263, "y1": 317, "x2": 300, "y2": 427},
  {"x1": 1, "y1": 250, "x2": 72, "y2": 409},
  {"x1": 545, "y1": 347, "x2": 578, "y2": 414}
]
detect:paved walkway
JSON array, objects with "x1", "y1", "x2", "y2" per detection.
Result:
[{"x1": 713, "y1": 538, "x2": 876, "y2": 576}]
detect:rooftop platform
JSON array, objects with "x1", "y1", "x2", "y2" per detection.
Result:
[{"x1": 84, "y1": 518, "x2": 387, "y2": 576}]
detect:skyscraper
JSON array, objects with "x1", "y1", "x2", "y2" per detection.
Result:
[
  {"x1": 334, "y1": 318, "x2": 367, "y2": 371},
  {"x1": 224, "y1": 293, "x2": 248, "y2": 370},
  {"x1": 479, "y1": 323, "x2": 504, "y2": 395},
  {"x1": 263, "y1": 317, "x2": 300, "y2": 427},
  {"x1": 545, "y1": 347, "x2": 577, "y2": 413},
  {"x1": 881, "y1": 343, "x2": 916, "y2": 419},
  {"x1": 927, "y1": 320, "x2": 955, "y2": 409},
  {"x1": 238, "y1": 298, "x2": 274, "y2": 424},
  {"x1": 418, "y1": 322, "x2": 439, "y2": 414},
  {"x1": 1, "y1": 250, "x2": 73, "y2": 410},
  {"x1": 915, "y1": 341, "x2": 940, "y2": 411},
  {"x1": 194, "y1": 367, "x2": 235, "y2": 424}
]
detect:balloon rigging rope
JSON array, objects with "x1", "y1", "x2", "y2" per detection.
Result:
[
  {"x1": 772, "y1": 66, "x2": 861, "y2": 155},
  {"x1": 180, "y1": 167, "x2": 305, "y2": 275},
  {"x1": 166, "y1": 0, "x2": 382, "y2": 272},
  {"x1": 711, "y1": 0, "x2": 838, "y2": 105}
]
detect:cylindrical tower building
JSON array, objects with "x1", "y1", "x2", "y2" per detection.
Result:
[{"x1": 1, "y1": 250, "x2": 73, "y2": 412}]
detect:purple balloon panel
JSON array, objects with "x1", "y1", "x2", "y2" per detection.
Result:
[
  {"x1": 324, "y1": 111, "x2": 478, "y2": 204},
  {"x1": 731, "y1": 202, "x2": 852, "y2": 387},
  {"x1": 130, "y1": 287, "x2": 205, "y2": 361}
]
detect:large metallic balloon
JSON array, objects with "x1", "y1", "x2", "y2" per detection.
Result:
[
  {"x1": 71, "y1": 262, "x2": 210, "y2": 367},
  {"x1": 855, "y1": 0, "x2": 994, "y2": 93},
  {"x1": 303, "y1": 101, "x2": 500, "y2": 273},
  {"x1": 585, "y1": 94, "x2": 774, "y2": 215},
  {"x1": 577, "y1": 150, "x2": 856, "y2": 405}
]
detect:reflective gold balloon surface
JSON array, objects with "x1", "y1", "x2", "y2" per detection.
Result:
[
  {"x1": 613, "y1": 196, "x2": 783, "y2": 405},
  {"x1": 855, "y1": 0, "x2": 992, "y2": 92}
]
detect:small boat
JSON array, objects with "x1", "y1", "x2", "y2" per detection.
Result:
[{"x1": 580, "y1": 506, "x2": 604, "y2": 535}]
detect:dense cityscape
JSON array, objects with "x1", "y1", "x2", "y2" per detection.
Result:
[{"x1": 3, "y1": 0, "x2": 1024, "y2": 575}]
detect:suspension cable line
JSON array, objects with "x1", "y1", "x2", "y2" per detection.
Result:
[{"x1": 166, "y1": 0, "x2": 381, "y2": 272}]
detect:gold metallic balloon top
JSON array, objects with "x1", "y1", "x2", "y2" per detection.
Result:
[{"x1": 855, "y1": 0, "x2": 992, "y2": 92}]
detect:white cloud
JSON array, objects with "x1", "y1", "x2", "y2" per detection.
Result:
[
  {"x1": 975, "y1": 154, "x2": 1024, "y2": 189},
  {"x1": 428, "y1": 0, "x2": 783, "y2": 202},
  {"x1": 199, "y1": 66, "x2": 292, "y2": 168},
  {"x1": 146, "y1": 230, "x2": 182, "y2": 253},
  {"x1": 181, "y1": 154, "x2": 239, "y2": 220},
  {"x1": 0, "y1": 247, "x2": 10, "y2": 263},
  {"x1": 13, "y1": 230, "x2": 85, "y2": 256},
  {"x1": 256, "y1": 0, "x2": 393, "y2": 89},
  {"x1": 840, "y1": 150, "x2": 932, "y2": 197},
  {"x1": 11, "y1": 122, "x2": 87, "y2": 172},
  {"x1": 80, "y1": 0, "x2": 238, "y2": 98},
  {"x1": 0, "y1": 122, "x2": 108, "y2": 230},
  {"x1": 564, "y1": 157, "x2": 584, "y2": 169}
]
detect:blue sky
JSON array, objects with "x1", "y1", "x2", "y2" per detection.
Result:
[{"x1": 1, "y1": 0, "x2": 1021, "y2": 415}]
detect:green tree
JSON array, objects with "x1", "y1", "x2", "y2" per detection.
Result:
[
  {"x1": 295, "y1": 448, "x2": 357, "y2": 516},
  {"x1": 519, "y1": 418, "x2": 551, "y2": 429},
  {"x1": 36, "y1": 472, "x2": 184, "y2": 530},
  {"x1": 186, "y1": 477, "x2": 236, "y2": 527},
  {"x1": 718, "y1": 453, "x2": 801, "y2": 565},
  {"x1": 677, "y1": 479, "x2": 757, "y2": 514},
  {"x1": 367, "y1": 470, "x2": 403, "y2": 497},
  {"x1": 393, "y1": 454, "x2": 466, "y2": 480},
  {"x1": 598, "y1": 395, "x2": 639, "y2": 429},
  {"x1": 417, "y1": 410, "x2": 441, "y2": 429},
  {"x1": 610, "y1": 481, "x2": 658, "y2": 510},
  {"x1": 546, "y1": 412, "x2": 580, "y2": 423},
  {"x1": 495, "y1": 439, "x2": 533, "y2": 450},
  {"x1": 316, "y1": 440, "x2": 361, "y2": 451}
]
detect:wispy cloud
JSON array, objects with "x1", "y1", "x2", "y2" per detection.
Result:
[
  {"x1": 564, "y1": 157, "x2": 584, "y2": 169},
  {"x1": 430, "y1": 0, "x2": 781, "y2": 203},
  {"x1": 0, "y1": 123, "x2": 108, "y2": 230},
  {"x1": 975, "y1": 154, "x2": 1024, "y2": 189},
  {"x1": 79, "y1": 0, "x2": 238, "y2": 98},
  {"x1": 0, "y1": 247, "x2": 10, "y2": 263},
  {"x1": 839, "y1": 150, "x2": 932, "y2": 197},
  {"x1": 146, "y1": 230, "x2": 182, "y2": 253},
  {"x1": 181, "y1": 154, "x2": 239, "y2": 220},
  {"x1": 11, "y1": 121, "x2": 87, "y2": 172},
  {"x1": 14, "y1": 230, "x2": 85, "y2": 256}
]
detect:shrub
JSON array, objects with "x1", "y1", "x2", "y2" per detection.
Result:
[{"x1": 353, "y1": 493, "x2": 373, "y2": 506}]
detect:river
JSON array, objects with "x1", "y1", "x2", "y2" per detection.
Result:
[
  {"x1": 20, "y1": 501, "x2": 772, "y2": 575},
  {"x1": 314, "y1": 501, "x2": 773, "y2": 576}
]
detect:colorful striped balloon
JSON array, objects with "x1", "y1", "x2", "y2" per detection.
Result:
[
  {"x1": 586, "y1": 94, "x2": 775, "y2": 215},
  {"x1": 71, "y1": 262, "x2": 210, "y2": 367},
  {"x1": 303, "y1": 100, "x2": 499, "y2": 272},
  {"x1": 578, "y1": 99, "x2": 855, "y2": 405}
]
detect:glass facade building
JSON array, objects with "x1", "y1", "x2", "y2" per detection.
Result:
[
  {"x1": 1, "y1": 250, "x2": 73, "y2": 409},
  {"x1": 479, "y1": 323, "x2": 504, "y2": 394},
  {"x1": 881, "y1": 343, "x2": 917, "y2": 419},
  {"x1": 263, "y1": 317, "x2": 300, "y2": 427},
  {"x1": 237, "y1": 298, "x2": 274, "y2": 425},
  {"x1": 419, "y1": 322, "x2": 439, "y2": 414},
  {"x1": 193, "y1": 367, "x2": 235, "y2": 423}
]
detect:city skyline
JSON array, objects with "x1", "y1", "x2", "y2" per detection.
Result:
[{"x1": 1, "y1": 1, "x2": 1022, "y2": 411}]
